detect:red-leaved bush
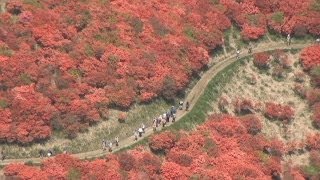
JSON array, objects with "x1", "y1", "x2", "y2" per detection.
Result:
[
  {"x1": 253, "y1": 52, "x2": 271, "y2": 69},
  {"x1": 149, "y1": 131, "x2": 177, "y2": 154},
  {"x1": 265, "y1": 102, "x2": 294, "y2": 122},
  {"x1": 300, "y1": 45, "x2": 320, "y2": 70},
  {"x1": 4, "y1": 114, "x2": 283, "y2": 179},
  {"x1": 307, "y1": 133, "x2": 320, "y2": 150},
  {"x1": 240, "y1": 115, "x2": 262, "y2": 135}
]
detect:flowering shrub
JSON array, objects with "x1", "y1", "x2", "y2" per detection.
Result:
[
  {"x1": 253, "y1": 52, "x2": 271, "y2": 69},
  {"x1": 234, "y1": 98, "x2": 255, "y2": 114},
  {"x1": 265, "y1": 102, "x2": 294, "y2": 122},
  {"x1": 307, "y1": 133, "x2": 320, "y2": 150},
  {"x1": 300, "y1": 45, "x2": 320, "y2": 70},
  {"x1": 149, "y1": 131, "x2": 178, "y2": 154},
  {"x1": 240, "y1": 115, "x2": 262, "y2": 135}
]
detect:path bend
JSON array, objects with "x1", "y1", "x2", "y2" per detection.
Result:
[{"x1": 0, "y1": 41, "x2": 313, "y2": 166}]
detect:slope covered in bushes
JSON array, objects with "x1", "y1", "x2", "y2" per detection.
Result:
[
  {"x1": 0, "y1": 0, "x2": 319, "y2": 143},
  {"x1": 4, "y1": 115, "x2": 285, "y2": 179}
]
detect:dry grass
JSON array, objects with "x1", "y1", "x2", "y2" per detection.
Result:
[{"x1": 212, "y1": 50, "x2": 315, "y2": 167}]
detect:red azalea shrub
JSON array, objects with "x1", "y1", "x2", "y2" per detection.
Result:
[
  {"x1": 218, "y1": 96, "x2": 229, "y2": 112},
  {"x1": 149, "y1": 131, "x2": 178, "y2": 154},
  {"x1": 240, "y1": 115, "x2": 262, "y2": 135},
  {"x1": 293, "y1": 84, "x2": 306, "y2": 98},
  {"x1": 265, "y1": 102, "x2": 294, "y2": 122},
  {"x1": 234, "y1": 98, "x2": 255, "y2": 114},
  {"x1": 300, "y1": 45, "x2": 320, "y2": 70},
  {"x1": 307, "y1": 133, "x2": 320, "y2": 150},
  {"x1": 310, "y1": 150, "x2": 320, "y2": 167},
  {"x1": 167, "y1": 151, "x2": 193, "y2": 167},
  {"x1": 4, "y1": 114, "x2": 283, "y2": 179},
  {"x1": 241, "y1": 25, "x2": 266, "y2": 41},
  {"x1": 312, "y1": 103, "x2": 320, "y2": 128},
  {"x1": 253, "y1": 52, "x2": 271, "y2": 69},
  {"x1": 306, "y1": 89, "x2": 320, "y2": 105},
  {"x1": 118, "y1": 152, "x2": 136, "y2": 171},
  {"x1": 294, "y1": 72, "x2": 306, "y2": 83},
  {"x1": 118, "y1": 112, "x2": 127, "y2": 123},
  {"x1": 310, "y1": 66, "x2": 320, "y2": 87},
  {"x1": 0, "y1": 0, "x2": 319, "y2": 142},
  {"x1": 0, "y1": 0, "x2": 235, "y2": 142}
]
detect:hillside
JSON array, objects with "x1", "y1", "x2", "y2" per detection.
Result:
[{"x1": 0, "y1": 0, "x2": 319, "y2": 144}]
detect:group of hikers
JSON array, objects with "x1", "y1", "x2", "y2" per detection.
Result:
[
  {"x1": 101, "y1": 100, "x2": 190, "y2": 152},
  {"x1": 133, "y1": 101, "x2": 190, "y2": 140},
  {"x1": 102, "y1": 137, "x2": 119, "y2": 152},
  {"x1": 132, "y1": 101, "x2": 190, "y2": 140},
  {"x1": 234, "y1": 34, "x2": 320, "y2": 60}
]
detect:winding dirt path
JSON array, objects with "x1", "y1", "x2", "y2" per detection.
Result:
[{"x1": 0, "y1": 41, "x2": 313, "y2": 167}]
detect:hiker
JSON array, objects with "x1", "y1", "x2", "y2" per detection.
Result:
[
  {"x1": 170, "y1": 106, "x2": 175, "y2": 116},
  {"x1": 171, "y1": 106, "x2": 177, "y2": 115},
  {"x1": 108, "y1": 142, "x2": 113, "y2": 152},
  {"x1": 186, "y1": 101, "x2": 190, "y2": 111},
  {"x1": 153, "y1": 122, "x2": 157, "y2": 132},
  {"x1": 157, "y1": 116, "x2": 162, "y2": 127},
  {"x1": 236, "y1": 49, "x2": 240, "y2": 59},
  {"x1": 179, "y1": 101, "x2": 184, "y2": 110},
  {"x1": 138, "y1": 128, "x2": 143, "y2": 137},
  {"x1": 47, "y1": 149, "x2": 53, "y2": 157},
  {"x1": 263, "y1": 146, "x2": 272, "y2": 155},
  {"x1": 142, "y1": 123, "x2": 146, "y2": 133},
  {"x1": 166, "y1": 112, "x2": 170, "y2": 122},
  {"x1": 172, "y1": 113, "x2": 176, "y2": 122},
  {"x1": 166, "y1": 111, "x2": 171, "y2": 119},
  {"x1": 271, "y1": 170, "x2": 281, "y2": 180},
  {"x1": 134, "y1": 131, "x2": 138, "y2": 141},
  {"x1": 102, "y1": 139, "x2": 106, "y2": 151},
  {"x1": 0, "y1": 149, "x2": 5, "y2": 161},
  {"x1": 287, "y1": 33, "x2": 291, "y2": 46},
  {"x1": 39, "y1": 149, "x2": 45, "y2": 158},
  {"x1": 162, "y1": 117, "x2": 166, "y2": 127},
  {"x1": 316, "y1": 38, "x2": 320, "y2": 44},
  {"x1": 115, "y1": 137, "x2": 119, "y2": 147},
  {"x1": 0, "y1": 153, "x2": 5, "y2": 161},
  {"x1": 248, "y1": 46, "x2": 252, "y2": 54}
]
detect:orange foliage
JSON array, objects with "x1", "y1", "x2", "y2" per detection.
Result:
[{"x1": 300, "y1": 45, "x2": 320, "y2": 70}]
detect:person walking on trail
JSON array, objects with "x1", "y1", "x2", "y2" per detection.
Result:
[
  {"x1": 115, "y1": 137, "x2": 119, "y2": 147},
  {"x1": 179, "y1": 101, "x2": 184, "y2": 110},
  {"x1": 157, "y1": 116, "x2": 162, "y2": 127},
  {"x1": 166, "y1": 111, "x2": 171, "y2": 121},
  {"x1": 47, "y1": 149, "x2": 53, "y2": 157},
  {"x1": 170, "y1": 106, "x2": 175, "y2": 116},
  {"x1": 248, "y1": 46, "x2": 252, "y2": 54},
  {"x1": 287, "y1": 33, "x2": 291, "y2": 46},
  {"x1": 138, "y1": 127, "x2": 143, "y2": 137},
  {"x1": 316, "y1": 38, "x2": 320, "y2": 44},
  {"x1": 108, "y1": 142, "x2": 113, "y2": 152},
  {"x1": 134, "y1": 131, "x2": 138, "y2": 141},
  {"x1": 102, "y1": 139, "x2": 106, "y2": 151},
  {"x1": 165, "y1": 112, "x2": 170, "y2": 123},
  {"x1": 0, "y1": 149, "x2": 5, "y2": 161},
  {"x1": 162, "y1": 117, "x2": 166, "y2": 127},
  {"x1": 172, "y1": 113, "x2": 176, "y2": 122},
  {"x1": 153, "y1": 122, "x2": 157, "y2": 132},
  {"x1": 141, "y1": 123, "x2": 146, "y2": 133},
  {"x1": 236, "y1": 49, "x2": 240, "y2": 59},
  {"x1": 186, "y1": 101, "x2": 190, "y2": 111}
]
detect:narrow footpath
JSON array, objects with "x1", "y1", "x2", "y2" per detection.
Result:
[{"x1": 0, "y1": 41, "x2": 313, "y2": 167}]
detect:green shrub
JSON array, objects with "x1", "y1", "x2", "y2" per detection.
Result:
[
  {"x1": 0, "y1": 99, "x2": 8, "y2": 109},
  {"x1": 272, "y1": 12, "x2": 284, "y2": 23},
  {"x1": 0, "y1": 46, "x2": 13, "y2": 57}
]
